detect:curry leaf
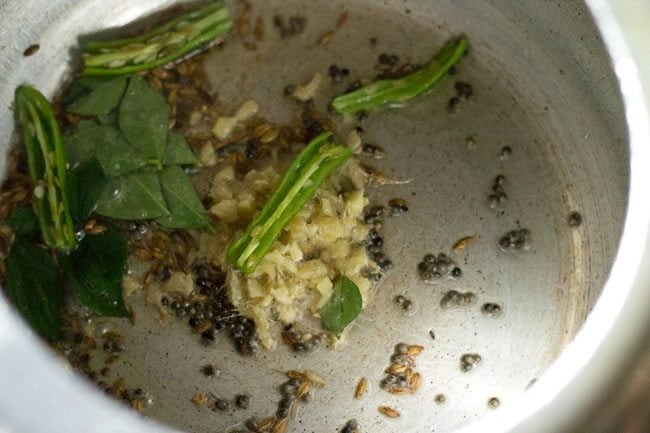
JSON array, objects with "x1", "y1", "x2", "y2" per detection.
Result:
[
  {"x1": 8, "y1": 207, "x2": 39, "y2": 236},
  {"x1": 65, "y1": 76, "x2": 128, "y2": 116},
  {"x1": 97, "y1": 109, "x2": 119, "y2": 126},
  {"x1": 320, "y1": 276, "x2": 362, "y2": 338},
  {"x1": 96, "y1": 169, "x2": 169, "y2": 220},
  {"x1": 64, "y1": 120, "x2": 99, "y2": 166},
  {"x1": 7, "y1": 237, "x2": 63, "y2": 340},
  {"x1": 164, "y1": 131, "x2": 198, "y2": 166},
  {"x1": 65, "y1": 121, "x2": 147, "y2": 177},
  {"x1": 119, "y1": 75, "x2": 168, "y2": 163},
  {"x1": 156, "y1": 166, "x2": 210, "y2": 229},
  {"x1": 60, "y1": 227, "x2": 128, "y2": 317},
  {"x1": 68, "y1": 158, "x2": 109, "y2": 223}
]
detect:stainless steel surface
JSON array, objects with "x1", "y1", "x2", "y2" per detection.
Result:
[{"x1": 0, "y1": 1, "x2": 647, "y2": 433}]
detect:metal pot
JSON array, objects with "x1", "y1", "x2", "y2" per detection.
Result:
[{"x1": 0, "y1": 1, "x2": 648, "y2": 432}]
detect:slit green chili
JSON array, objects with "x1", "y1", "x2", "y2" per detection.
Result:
[
  {"x1": 228, "y1": 132, "x2": 352, "y2": 273},
  {"x1": 82, "y1": 2, "x2": 233, "y2": 76},
  {"x1": 332, "y1": 36, "x2": 468, "y2": 114},
  {"x1": 15, "y1": 86, "x2": 76, "y2": 251}
]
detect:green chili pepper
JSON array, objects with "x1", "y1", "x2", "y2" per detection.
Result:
[
  {"x1": 82, "y1": 2, "x2": 233, "y2": 76},
  {"x1": 331, "y1": 36, "x2": 468, "y2": 114},
  {"x1": 228, "y1": 132, "x2": 352, "y2": 273},
  {"x1": 15, "y1": 86, "x2": 76, "y2": 251}
]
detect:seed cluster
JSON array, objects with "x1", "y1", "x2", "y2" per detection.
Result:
[
  {"x1": 361, "y1": 143, "x2": 386, "y2": 159},
  {"x1": 481, "y1": 302, "x2": 503, "y2": 318},
  {"x1": 364, "y1": 226, "x2": 392, "y2": 277},
  {"x1": 361, "y1": 198, "x2": 411, "y2": 275},
  {"x1": 213, "y1": 397, "x2": 231, "y2": 411},
  {"x1": 339, "y1": 419, "x2": 360, "y2": 433},
  {"x1": 447, "y1": 80, "x2": 474, "y2": 114},
  {"x1": 363, "y1": 205, "x2": 385, "y2": 225},
  {"x1": 127, "y1": 222, "x2": 195, "y2": 287},
  {"x1": 109, "y1": 379, "x2": 150, "y2": 412},
  {"x1": 379, "y1": 53, "x2": 399, "y2": 66},
  {"x1": 201, "y1": 364, "x2": 218, "y2": 377},
  {"x1": 272, "y1": 15, "x2": 307, "y2": 38},
  {"x1": 236, "y1": 394, "x2": 252, "y2": 409},
  {"x1": 328, "y1": 64, "x2": 351, "y2": 84},
  {"x1": 210, "y1": 115, "x2": 290, "y2": 169},
  {"x1": 374, "y1": 53, "x2": 417, "y2": 80},
  {"x1": 242, "y1": 370, "x2": 325, "y2": 433},
  {"x1": 280, "y1": 324, "x2": 325, "y2": 353},
  {"x1": 417, "y1": 253, "x2": 462, "y2": 282},
  {"x1": 465, "y1": 135, "x2": 477, "y2": 149},
  {"x1": 487, "y1": 175, "x2": 508, "y2": 209},
  {"x1": 163, "y1": 261, "x2": 260, "y2": 356},
  {"x1": 301, "y1": 105, "x2": 333, "y2": 142},
  {"x1": 394, "y1": 294, "x2": 413, "y2": 312},
  {"x1": 380, "y1": 343, "x2": 424, "y2": 395},
  {"x1": 190, "y1": 392, "x2": 251, "y2": 412},
  {"x1": 387, "y1": 198, "x2": 408, "y2": 216},
  {"x1": 460, "y1": 353, "x2": 482, "y2": 373},
  {"x1": 55, "y1": 316, "x2": 151, "y2": 412},
  {"x1": 102, "y1": 331, "x2": 125, "y2": 354},
  {"x1": 455, "y1": 81, "x2": 473, "y2": 99},
  {"x1": 567, "y1": 211, "x2": 582, "y2": 227},
  {"x1": 440, "y1": 290, "x2": 477, "y2": 309},
  {"x1": 488, "y1": 397, "x2": 501, "y2": 409},
  {"x1": 498, "y1": 228, "x2": 531, "y2": 252},
  {"x1": 234, "y1": 1, "x2": 265, "y2": 51}
]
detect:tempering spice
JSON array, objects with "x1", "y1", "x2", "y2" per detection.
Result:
[{"x1": 380, "y1": 343, "x2": 425, "y2": 396}]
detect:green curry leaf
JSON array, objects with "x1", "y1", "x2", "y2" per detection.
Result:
[
  {"x1": 65, "y1": 121, "x2": 147, "y2": 177},
  {"x1": 60, "y1": 227, "x2": 128, "y2": 317},
  {"x1": 68, "y1": 158, "x2": 109, "y2": 224},
  {"x1": 119, "y1": 75, "x2": 169, "y2": 163},
  {"x1": 96, "y1": 169, "x2": 169, "y2": 220},
  {"x1": 7, "y1": 237, "x2": 63, "y2": 340},
  {"x1": 8, "y1": 207, "x2": 39, "y2": 236},
  {"x1": 156, "y1": 166, "x2": 210, "y2": 229},
  {"x1": 164, "y1": 131, "x2": 198, "y2": 166},
  {"x1": 97, "y1": 109, "x2": 119, "y2": 126},
  {"x1": 320, "y1": 275, "x2": 363, "y2": 338},
  {"x1": 65, "y1": 76, "x2": 128, "y2": 116}
]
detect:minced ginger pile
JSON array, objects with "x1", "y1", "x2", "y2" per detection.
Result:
[{"x1": 197, "y1": 157, "x2": 377, "y2": 349}]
